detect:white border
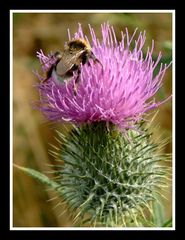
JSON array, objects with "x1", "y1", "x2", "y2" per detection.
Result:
[
  {"x1": 11, "y1": 10, "x2": 173, "y2": 13},
  {"x1": 10, "y1": 9, "x2": 175, "y2": 231},
  {"x1": 10, "y1": 10, "x2": 13, "y2": 231}
]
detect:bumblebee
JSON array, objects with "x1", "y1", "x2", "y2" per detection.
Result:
[{"x1": 43, "y1": 38, "x2": 103, "y2": 93}]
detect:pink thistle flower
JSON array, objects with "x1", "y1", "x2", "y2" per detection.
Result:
[{"x1": 35, "y1": 23, "x2": 171, "y2": 129}]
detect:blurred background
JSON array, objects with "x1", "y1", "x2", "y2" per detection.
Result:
[{"x1": 13, "y1": 12, "x2": 172, "y2": 227}]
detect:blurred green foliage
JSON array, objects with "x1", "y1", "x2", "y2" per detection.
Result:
[{"x1": 13, "y1": 12, "x2": 172, "y2": 227}]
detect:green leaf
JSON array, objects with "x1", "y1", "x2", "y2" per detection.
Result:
[
  {"x1": 162, "y1": 218, "x2": 172, "y2": 227},
  {"x1": 14, "y1": 164, "x2": 60, "y2": 190},
  {"x1": 152, "y1": 198, "x2": 166, "y2": 227}
]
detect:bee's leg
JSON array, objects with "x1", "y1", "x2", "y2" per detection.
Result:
[
  {"x1": 74, "y1": 68, "x2": 81, "y2": 95},
  {"x1": 87, "y1": 61, "x2": 91, "y2": 67},
  {"x1": 42, "y1": 52, "x2": 62, "y2": 83},
  {"x1": 94, "y1": 58, "x2": 103, "y2": 70},
  {"x1": 90, "y1": 52, "x2": 103, "y2": 72},
  {"x1": 42, "y1": 64, "x2": 55, "y2": 83}
]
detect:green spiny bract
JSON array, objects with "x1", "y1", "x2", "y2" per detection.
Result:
[{"x1": 51, "y1": 122, "x2": 171, "y2": 227}]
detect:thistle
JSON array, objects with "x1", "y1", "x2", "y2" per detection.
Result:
[
  {"x1": 49, "y1": 122, "x2": 171, "y2": 227},
  {"x1": 36, "y1": 23, "x2": 171, "y2": 130},
  {"x1": 16, "y1": 23, "x2": 172, "y2": 227}
]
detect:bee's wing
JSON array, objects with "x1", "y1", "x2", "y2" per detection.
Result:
[{"x1": 56, "y1": 50, "x2": 85, "y2": 76}]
